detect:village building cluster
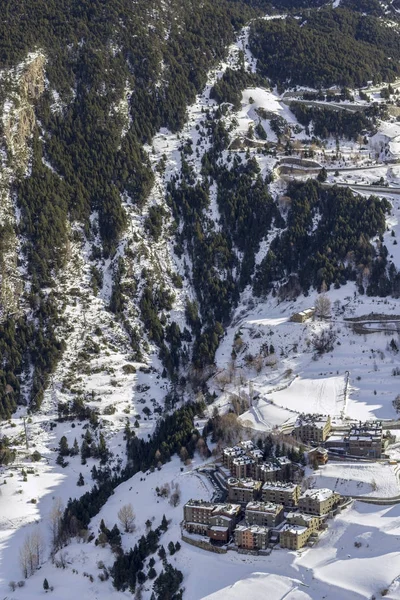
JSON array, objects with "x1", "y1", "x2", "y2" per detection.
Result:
[
  {"x1": 221, "y1": 442, "x2": 299, "y2": 482},
  {"x1": 290, "y1": 414, "x2": 389, "y2": 459},
  {"x1": 182, "y1": 441, "x2": 345, "y2": 553},
  {"x1": 324, "y1": 421, "x2": 389, "y2": 459}
]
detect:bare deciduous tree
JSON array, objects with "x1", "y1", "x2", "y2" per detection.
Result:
[
  {"x1": 54, "y1": 550, "x2": 68, "y2": 569},
  {"x1": 169, "y1": 484, "x2": 181, "y2": 507},
  {"x1": 19, "y1": 542, "x2": 29, "y2": 579},
  {"x1": 315, "y1": 293, "x2": 331, "y2": 319},
  {"x1": 311, "y1": 326, "x2": 337, "y2": 355},
  {"x1": 196, "y1": 437, "x2": 208, "y2": 459},
  {"x1": 179, "y1": 446, "x2": 189, "y2": 463},
  {"x1": 214, "y1": 370, "x2": 231, "y2": 391},
  {"x1": 117, "y1": 503, "x2": 135, "y2": 533},
  {"x1": 31, "y1": 530, "x2": 46, "y2": 566},
  {"x1": 49, "y1": 498, "x2": 64, "y2": 552},
  {"x1": 19, "y1": 530, "x2": 45, "y2": 578},
  {"x1": 158, "y1": 483, "x2": 170, "y2": 498}
]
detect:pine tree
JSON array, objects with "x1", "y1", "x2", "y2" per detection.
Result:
[
  {"x1": 100, "y1": 519, "x2": 107, "y2": 534},
  {"x1": 98, "y1": 432, "x2": 108, "y2": 464},
  {"x1": 71, "y1": 438, "x2": 79, "y2": 456},
  {"x1": 168, "y1": 541, "x2": 175, "y2": 555},
  {"x1": 59, "y1": 436, "x2": 69, "y2": 456},
  {"x1": 148, "y1": 566, "x2": 157, "y2": 579},
  {"x1": 317, "y1": 167, "x2": 327, "y2": 182},
  {"x1": 43, "y1": 578, "x2": 49, "y2": 591},
  {"x1": 77, "y1": 473, "x2": 84, "y2": 486},
  {"x1": 160, "y1": 514, "x2": 168, "y2": 531},
  {"x1": 80, "y1": 440, "x2": 90, "y2": 462},
  {"x1": 109, "y1": 524, "x2": 121, "y2": 548}
]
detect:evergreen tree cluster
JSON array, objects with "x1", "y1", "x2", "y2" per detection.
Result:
[
  {"x1": 0, "y1": 436, "x2": 16, "y2": 465},
  {"x1": 341, "y1": 0, "x2": 389, "y2": 17},
  {"x1": 253, "y1": 180, "x2": 390, "y2": 296},
  {"x1": 249, "y1": 7, "x2": 400, "y2": 89},
  {"x1": 0, "y1": 295, "x2": 65, "y2": 419},
  {"x1": 289, "y1": 102, "x2": 384, "y2": 141},
  {"x1": 0, "y1": 0, "x2": 261, "y2": 420},
  {"x1": 210, "y1": 65, "x2": 260, "y2": 110},
  {"x1": 2, "y1": 0, "x2": 258, "y2": 265},
  {"x1": 62, "y1": 402, "x2": 203, "y2": 533},
  {"x1": 167, "y1": 121, "x2": 281, "y2": 367},
  {"x1": 111, "y1": 517, "x2": 170, "y2": 592}
]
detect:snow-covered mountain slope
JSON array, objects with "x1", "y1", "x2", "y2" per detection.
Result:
[{"x1": 4, "y1": 2, "x2": 400, "y2": 599}]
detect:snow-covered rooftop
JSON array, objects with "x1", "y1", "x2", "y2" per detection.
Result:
[
  {"x1": 246, "y1": 501, "x2": 283, "y2": 513},
  {"x1": 295, "y1": 414, "x2": 330, "y2": 428},
  {"x1": 233, "y1": 456, "x2": 255, "y2": 466},
  {"x1": 259, "y1": 462, "x2": 280, "y2": 473},
  {"x1": 300, "y1": 488, "x2": 338, "y2": 502},
  {"x1": 262, "y1": 482, "x2": 299, "y2": 492},
  {"x1": 227, "y1": 477, "x2": 261, "y2": 489},
  {"x1": 286, "y1": 511, "x2": 319, "y2": 523},
  {"x1": 236, "y1": 524, "x2": 270, "y2": 534},
  {"x1": 281, "y1": 524, "x2": 308, "y2": 535}
]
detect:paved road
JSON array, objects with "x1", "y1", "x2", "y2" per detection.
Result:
[
  {"x1": 282, "y1": 98, "x2": 367, "y2": 113},
  {"x1": 198, "y1": 467, "x2": 227, "y2": 502},
  {"x1": 320, "y1": 182, "x2": 400, "y2": 196}
]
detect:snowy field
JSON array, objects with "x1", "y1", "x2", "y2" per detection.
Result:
[
  {"x1": 308, "y1": 461, "x2": 400, "y2": 498},
  {"x1": 3, "y1": 457, "x2": 400, "y2": 600},
  {"x1": 203, "y1": 573, "x2": 312, "y2": 600},
  {"x1": 267, "y1": 375, "x2": 345, "y2": 416},
  {"x1": 240, "y1": 398, "x2": 295, "y2": 431},
  {"x1": 213, "y1": 284, "x2": 400, "y2": 425}
]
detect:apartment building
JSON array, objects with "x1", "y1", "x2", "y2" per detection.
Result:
[
  {"x1": 261, "y1": 482, "x2": 301, "y2": 507},
  {"x1": 248, "y1": 448, "x2": 264, "y2": 463},
  {"x1": 292, "y1": 414, "x2": 331, "y2": 444},
  {"x1": 256, "y1": 461, "x2": 281, "y2": 482},
  {"x1": 227, "y1": 478, "x2": 262, "y2": 505},
  {"x1": 347, "y1": 421, "x2": 387, "y2": 459},
  {"x1": 308, "y1": 447, "x2": 328, "y2": 465},
  {"x1": 325, "y1": 421, "x2": 388, "y2": 458},
  {"x1": 235, "y1": 524, "x2": 270, "y2": 551},
  {"x1": 286, "y1": 511, "x2": 321, "y2": 533},
  {"x1": 183, "y1": 500, "x2": 241, "y2": 539},
  {"x1": 280, "y1": 524, "x2": 312, "y2": 550},
  {"x1": 222, "y1": 446, "x2": 245, "y2": 471},
  {"x1": 298, "y1": 489, "x2": 340, "y2": 516},
  {"x1": 231, "y1": 456, "x2": 256, "y2": 479},
  {"x1": 245, "y1": 501, "x2": 284, "y2": 528},
  {"x1": 222, "y1": 442, "x2": 297, "y2": 483}
]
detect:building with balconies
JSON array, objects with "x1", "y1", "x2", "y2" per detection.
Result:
[
  {"x1": 261, "y1": 482, "x2": 300, "y2": 507},
  {"x1": 235, "y1": 524, "x2": 270, "y2": 550},
  {"x1": 227, "y1": 478, "x2": 262, "y2": 505},
  {"x1": 298, "y1": 488, "x2": 340, "y2": 516},
  {"x1": 245, "y1": 501, "x2": 284, "y2": 528}
]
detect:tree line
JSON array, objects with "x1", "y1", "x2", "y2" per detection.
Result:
[
  {"x1": 253, "y1": 180, "x2": 390, "y2": 297},
  {"x1": 249, "y1": 7, "x2": 400, "y2": 89}
]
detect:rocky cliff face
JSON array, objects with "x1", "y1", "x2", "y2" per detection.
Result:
[
  {"x1": 0, "y1": 52, "x2": 46, "y2": 320},
  {"x1": 3, "y1": 52, "x2": 46, "y2": 173}
]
